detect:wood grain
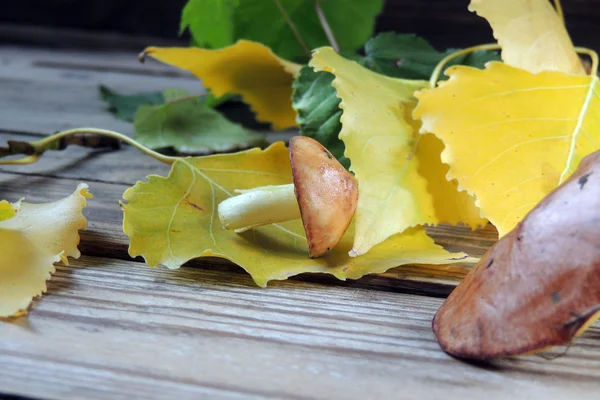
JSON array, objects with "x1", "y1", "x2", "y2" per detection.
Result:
[{"x1": 2, "y1": 256, "x2": 600, "y2": 400}]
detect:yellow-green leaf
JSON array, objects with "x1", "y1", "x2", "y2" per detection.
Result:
[
  {"x1": 469, "y1": 0, "x2": 584, "y2": 75},
  {"x1": 143, "y1": 40, "x2": 302, "y2": 130},
  {"x1": 414, "y1": 62, "x2": 600, "y2": 237},
  {"x1": 0, "y1": 184, "x2": 91, "y2": 317},
  {"x1": 310, "y1": 47, "x2": 485, "y2": 256},
  {"x1": 0, "y1": 200, "x2": 16, "y2": 221},
  {"x1": 121, "y1": 143, "x2": 473, "y2": 287}
]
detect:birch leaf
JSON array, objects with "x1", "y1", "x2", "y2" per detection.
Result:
[
  {"x1": 469, "y1": 0, "x2": 584, "y2": 74},
  {"x1": 310, "y1": 48, "x2": 486, "y2": 256},
  {"x1": 121, "y1": 143, "x2": 472, "y2": 287},
  {"x1": 293, "y1": 34, "x2": 499, "y2": 171},
  {"x1": 0, "y1": 184, "x2": 91, "y2": 317},
  {"x1": 142, "y1": 41, "x2": 302, "y2": 130},
  {"x1": 414, "y1": 62, "x2": 600, "y2": 237}
]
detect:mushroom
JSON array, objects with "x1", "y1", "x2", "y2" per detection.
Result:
[{"x1": 218, "y1": 136, "x2": 358, "y2": 258}]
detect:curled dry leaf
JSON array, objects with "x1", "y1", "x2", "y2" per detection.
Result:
[
  {"x1": 121, "y1": 143, "x2": 474, "y2": 287},
  {"x1": 0, "y1": 184, "x2": 91, "y2": 317},
  {"x1": 310, "y1": 47, "x2": 486, "y2": 257},
  {"x1": 414, "y1": 61, "x2": 600, "y2": 237},
  {"x1": 469, "y1": 0, "x2": 585, "y2": 75},
  {"x1": 433, "y1": 149, "x2": 600, "y2": 359},
  {"x1": 142, "y1": 40, "x2": 302, "y2": 130}
]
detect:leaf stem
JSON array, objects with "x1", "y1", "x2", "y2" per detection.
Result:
[
  {"x1": 314, "y1": 0, "x2": 340, "y2": 52},
  {"x1": 553, "y1": 0, "x2": 565, "y2": 24},
  {"x1": 429, "y1": 44, "x2": 501, "y2": 88},
  {"x1": 575, "y1": 47, "x2": 599, "y2": 76},
  {"x1": 165, "y1": 93, "x2": 206, "y2": 105},
  {"x1": 272, "y1": 0, "x2": 311, "y2": 57},
  {"x1": 0, "y1": 128, "x2": 179, "y2": 166}
]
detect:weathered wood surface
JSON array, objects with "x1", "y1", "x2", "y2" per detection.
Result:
[
  {"x1": 1, "y1": 44, "x2": 600, "y2": 399},
  {"x1": 3, "y1": 256, "x2": 600, "y2": 400}
]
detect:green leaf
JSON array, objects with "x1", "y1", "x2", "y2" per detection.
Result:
[
  {"x1": 293, "y1": 33, "x2": 501, "y2": 166},
  {"x1": 134, "y1": 90, "x2": 265, "y2": 154},
  {"x1": 360, "y1": 33, "x2": 501, "y2": 80},
  {"x1": 181, "y1": 0, "x2": 384, "y2": 61},
  {"x1": 99, "y1": 85, "x2": 164, "y2": 122},
  {"x1": 292, "y1": 66, "x2": 348, "y2": 169},
  {"x1": 180, "y1": 0, "x2": 239, "y2": 49}
]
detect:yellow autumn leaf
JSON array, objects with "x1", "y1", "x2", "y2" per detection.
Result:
[
  {"x1": 121, "y1": 143, "x2": 474, "y2": 287},
  {"x1": 416, "y1": 133, "x2": 487, "y2": 228},
  {"x1": 469, "y1": 0, "x2": 584, "y2": 75},
  {"x1": 143, "y1": 40, "x2": 302, "y2": 130},
  {"x1": 414, "y1": 61, "x2": 600, "y2": 237},
  {"x1": 310, "y1": 47, "x2": 486, "y2": 257},
  {"x1": 0, "y1": 184, "x2": 91, "y2": 317}
]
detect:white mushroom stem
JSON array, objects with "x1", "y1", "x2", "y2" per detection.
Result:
[{"x1": 218, "y1": 184, "x2": 301, "y2": 233}]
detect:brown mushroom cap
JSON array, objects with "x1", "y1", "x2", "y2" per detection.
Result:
[{"x1": 289, "y1": 136, "x2": 358, "y2": 258}]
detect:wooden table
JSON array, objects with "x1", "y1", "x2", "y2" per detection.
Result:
[{"x1": 1, "y1": 44, "x2": 599, "y2": 400}]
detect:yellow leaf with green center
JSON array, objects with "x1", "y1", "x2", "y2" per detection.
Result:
[
  {"x1": 414, "y1": 62, "x2": 600, "y2": 237},
  {"x1": 143, "y1": 40, "x2": 302, "y2": 130},
  {"x1": 310, "y1": 47, "x2": 486, "y2": 257},
  {"x1": 0, "y1": 184, "x2": 91, "y2": 317},
  {"x1": 469, "y1": 0, "x2": 584, "y2": 75},
  {"x1": 121, "y1": 143, "x2": 475, "y2": 287}
]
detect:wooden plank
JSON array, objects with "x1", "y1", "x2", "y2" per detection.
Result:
[
  {"x1": 0, "y1": 23, "x2": 184, "y2": 51},
  {"x1": 0, "y1": 45, "x2": 200, "y2": 135},
  {"x1": 1, "y1": 255, "x2": 600, "y2": 400},
  {"x1": 0, "y1": 45, "x2": 190, "y2": 77}
]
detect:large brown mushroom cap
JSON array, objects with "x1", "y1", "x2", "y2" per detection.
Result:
[{"x1": 289, "y1": 136, "x2": 358, "y2": 258}]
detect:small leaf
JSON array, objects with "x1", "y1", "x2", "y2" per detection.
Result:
[
  {"x1": 434, "y1": 150, "x2": 600, "y2": 359},
  {"x1": 311, "y1": 48, "x2": 485, "y2": 256},
  {"x1": 469, "y1": 0, "x2": 584, "y2": 74},
  {"x1": 99, "y1": 85, "x2": 164, "y2": 122},
  {"x1": 0, "y1": 184, "x2": 91, "y2": 317},
  {"x1": 143, "y1": 41, "x2": 302, "y2": 130},
  {"x1": 180, "y1": 0, "x2": 238, "y2": 49},
  {"x1": 414, "y1": 62, "x2": 600, "y2": 237},
  {"x1": 121, "y1": 143, "x2": 473, "y2": 287},
  {"x1": 292, "y1": 67, "x2": 348, "y2": 169},
  {"x1": 134, "y1": 92, "x2": 265, "y2": 154}
]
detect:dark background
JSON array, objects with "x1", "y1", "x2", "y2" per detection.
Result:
[{"x1": 1, "y1": 0, "x2": 599, "y2": 51}]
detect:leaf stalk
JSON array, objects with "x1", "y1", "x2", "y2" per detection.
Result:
[
  {"x1": 574, "y1": 47, "x2": 599, "y2": 77},
  {"x1": 314, "y1": 0, "x2": 340, "y2": 52},
  {"x1": 0, "y1": 128, "x2": 179, "y2": 166},
  {"x1": 272, "y1": 0, "x2": 311, "y2": 57},
  {"x1": 553, "y1": 0, "x2": 565, "y2": 24},
  {"x1": 429, "y1": 43, "x2": 501, "y2": 88}
]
